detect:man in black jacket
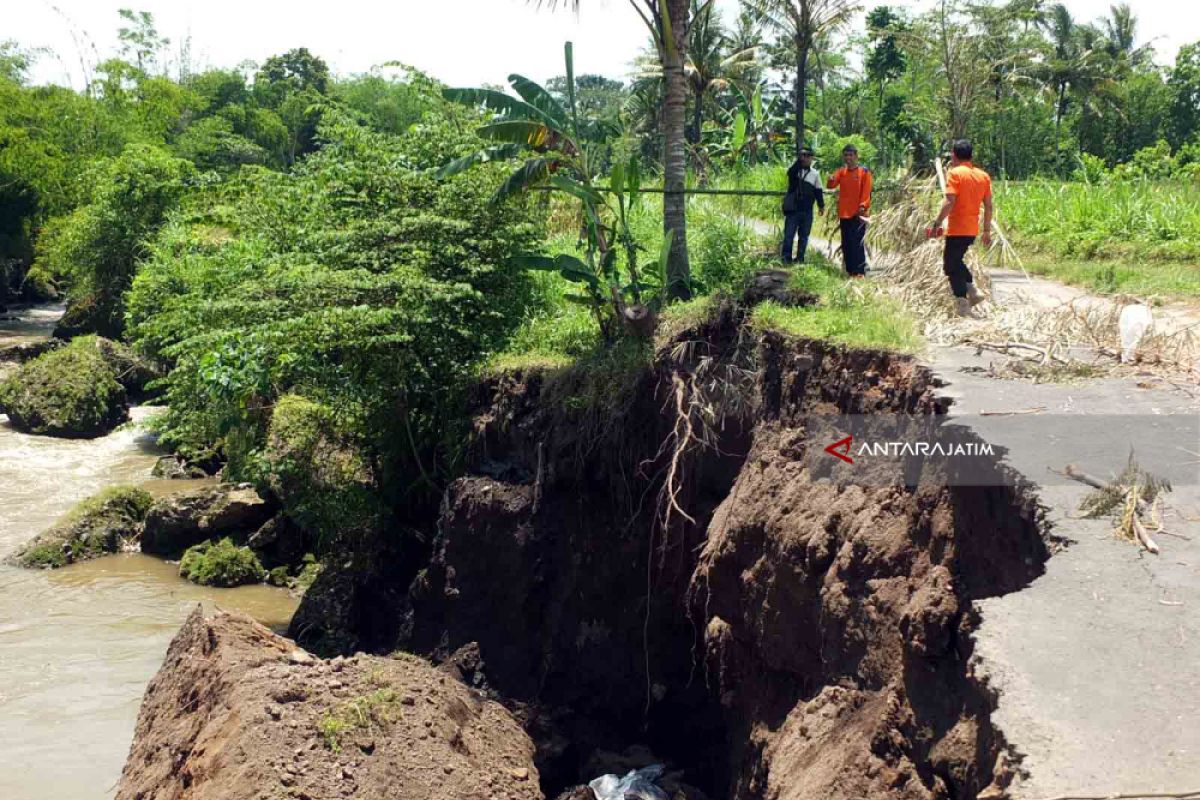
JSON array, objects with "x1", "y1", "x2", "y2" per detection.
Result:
[{"x1": 781, "y1": 147, "x2": 825, "y2": 264}]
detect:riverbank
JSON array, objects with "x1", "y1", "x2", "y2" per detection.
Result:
[{"x1": 0, "y1": 306, "x2": 298, "y2": 800}]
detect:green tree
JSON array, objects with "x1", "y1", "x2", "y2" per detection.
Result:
[
  {"x1": 741, "y1": 0, "x2": 861, "y2": 155},
  {"x1": 254, "y1": 49, "x2": 332, "y2": 163},
  {"x1": 1168, "y1": 42, "x2": 1200, "y2": 149},
  {"x1": 0, "y1": 41, "x2": 32, "y2": 84},
  {"x1": 683, "y1": 2, "x2": 757, "y2": 144},
  {"x1": 127, "y1": 108, "x2": 543, "y2": 503},
  {"x1": 865, "y1": 6, "x2": 906, "y2": 159},
  {"x1": 36, "y1": 144, "x2": 193, "y2": 337},
  {"x1": 117, "y1": 9, "x2": 170, "y2": 74}
]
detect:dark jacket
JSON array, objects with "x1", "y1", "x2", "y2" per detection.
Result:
[{"x1": 784, "y1": 160, "x2": 825, "y2": 215}]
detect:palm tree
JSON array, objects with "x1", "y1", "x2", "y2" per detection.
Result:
[
  {"x1": 740, "y1": 0, "x2": 861, "y2": 156},
  {"x1": 683, "y1": 2, "x2": 758, "y2": 144},
  {"x1": 1101, "y1": 3, "x2": 1151, "y2": 69},
  {"x1": 1040, "y1": 3, "x2": 1117, "y2": 171},
  {"x1": 535, "y1": 0, "x2": 709, "y2": 301}
]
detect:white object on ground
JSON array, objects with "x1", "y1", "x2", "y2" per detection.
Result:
[
  {"x1": 1118, "y1": 304, "x2": 1154, "y2": 364},
  {"x1": 588, "y1": 764, "x2": 668, "y2": 800}
]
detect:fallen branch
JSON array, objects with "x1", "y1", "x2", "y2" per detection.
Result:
[
  {"x1": 1130, "y1": 511, "x2": 1161, "y2": 555},
  {"x1": 970, "y1": 340, "x2": 1071, "y2": 365},
  {"x1": 980, "y1": 406, "x2": 1046, "y2": 416}
]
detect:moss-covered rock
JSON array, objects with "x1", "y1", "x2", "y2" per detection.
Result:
[
  {"x1": 0, "y1": 335, "x2": 129, "y2": 437},
  {"x1": 52, "y1": 292, "x2": 123, "y2": 340},
  {"x1": 95, "y1": 337, "x2": 159, "y2": 397},
  {"x1": 179, "y1": 538, "x2": 266, "y2": 587},
  {"x1": 263, "y1": 395, "x2": 380, "y2": 543},
  {"x1": 20, "y1": 264, "x2": 59, "y2": 303},
  {"x1": 8, "y1": 485, "x2": 153, "y2": 568}
]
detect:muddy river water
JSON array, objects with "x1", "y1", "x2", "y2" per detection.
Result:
[{"x1": 0, "y1": 306, "x2": 298, "y2": 799}]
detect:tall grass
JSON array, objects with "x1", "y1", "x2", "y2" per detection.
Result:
[{"x1": 996, "y1": 180, "x2": 1200, "y2": 262}]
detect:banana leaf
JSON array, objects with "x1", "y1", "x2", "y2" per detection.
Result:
[
  {"x1": 442, "y1": 87, "x2": 558, "y2": 127},
  {"x1": 434, "y1": 144, "x2": 524, "y2": 179},
  {"x1": 548, "y1": 175, "x2": 606, "y2": 206},
  {"x1": 492, "y1": 158, "x2": 552, "y2": 204},
  {"x1": 477, "y1": 120, "x2": 561, "y2": 149},
  {"x1": 507, "y1": 74, "x2": 568, "y2": 128}
]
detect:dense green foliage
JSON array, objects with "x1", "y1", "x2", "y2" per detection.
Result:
[
  {"x1": 36, "y1": 145, "x2": 193, "y2": 335},
  {"x1": 12, "y1": 485, "x2": 153, "y2": 569},
  {"x1": 127, "y1": 106, "x2": 541, "y2": 504},
  {"x1": 0, "y1": 336, "x2": 129, "y2": 437},
  {"x1": 179, "y1": 537, "x2": 267, "y2": 587},
  {"x1": 997, "y1": 179, "x2": 1200, "y2": 261}
]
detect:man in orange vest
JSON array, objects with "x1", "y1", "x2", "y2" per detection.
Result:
[
  {"x1": 826, "y1": 143, "x2": 873, "y2": 277},
  {"x1": 928, "y1": 139, "x2": 993, "y2": 318}
]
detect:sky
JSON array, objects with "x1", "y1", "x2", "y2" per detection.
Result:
[{"x1": 9, "y1": 0, "x2": 1199, "y2": 90}]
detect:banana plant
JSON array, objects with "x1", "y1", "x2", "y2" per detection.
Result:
[{"x1": 438, "y1": 42, "x2": 665, "y2": 340}]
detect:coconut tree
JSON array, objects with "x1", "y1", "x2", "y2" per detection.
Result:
[
  {"x1": 740, "y1": 0, "x2": 861, "y2": 156},
  {"x1": 535, "y1": 0, "x2": 708, "y2": 301},
  {"x1": 683, "y1": 2, "x2": 759, "y2": 144}
]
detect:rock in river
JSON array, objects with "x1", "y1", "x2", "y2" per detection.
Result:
[
  {"x1": 141, "y1": 483, "x2": 274, "y2": 557},
  {"x1": 7, "y1": 485, "x2": 153, "y2": 568}
]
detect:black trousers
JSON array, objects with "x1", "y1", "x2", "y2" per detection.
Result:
[
  {"x1": 838, "y1": 218, "x2": 867, "y2": 275},
  {"x1": 943, "y1": 235, "x2": 976, "y2": 297},
  {"x1": 781, "y1": 211, "x2": 814, "y2": 263}
]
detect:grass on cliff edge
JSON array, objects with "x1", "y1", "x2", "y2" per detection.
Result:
[
  {"x1": 487, "y1": 247, "x2": 919, "y2": 380},
  {"x1": 750, "y1": 254, "x2": 921, "y2": 352}
]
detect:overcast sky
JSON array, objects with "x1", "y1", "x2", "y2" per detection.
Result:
[{"x1": 10, "y1": 0, "x2": 1198, "y2": 90}]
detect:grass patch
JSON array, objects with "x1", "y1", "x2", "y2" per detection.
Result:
[
  {"x1": 317, "y1": 687, "x2": 405, "y2": 752},
  {"x1": 750, "y1": 257, "x2": 921, "y2": 352},
  {"x1": 996, "y1": 180, "x2": 1200, "y2": 263},
  {"x1": 1019, "y1": 254, "x2": 1200, "y2": 299}
]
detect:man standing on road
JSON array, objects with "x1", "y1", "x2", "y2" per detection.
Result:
[
  {"x1": 781, "y1": 147, "x2": 825, "y2": 264},
  {"x1": 826, "y1": 144, "x2": 872, "y2": 277},
  {"x1": 928, "y1": 139, "x2": 993, "y2": 318}
]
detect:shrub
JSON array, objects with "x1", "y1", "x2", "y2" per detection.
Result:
[
  {"x1": 178, "y1": 537, "x2": 266, "y2": 587},
  {"x1": 128, "y1": 105, "x2": 543, "y2": 499},
  {"x1": 814, "y1": 130, "x2": 878, "y2": 173},
  {"x1": 0, "y1": 335, "x2": 129, "y2": 437}
]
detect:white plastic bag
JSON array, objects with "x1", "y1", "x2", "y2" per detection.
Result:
[
  {"x1": 588, "y1": 764, "x2": 668, "y2": 800},
  {"x1": 1118, "y1": 304, "x2": 1153, "y2": 364}
]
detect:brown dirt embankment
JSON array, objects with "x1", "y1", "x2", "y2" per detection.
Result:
[
  {"x1": 381, "y1": 303, "x2": 1051, "y2": 798},
  {"x1": 134, "y1": 299, "x2": 1051, "y2": 800},
  {"x1": 117, "y1": 607, "x2": 541, "y2": 800}
]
